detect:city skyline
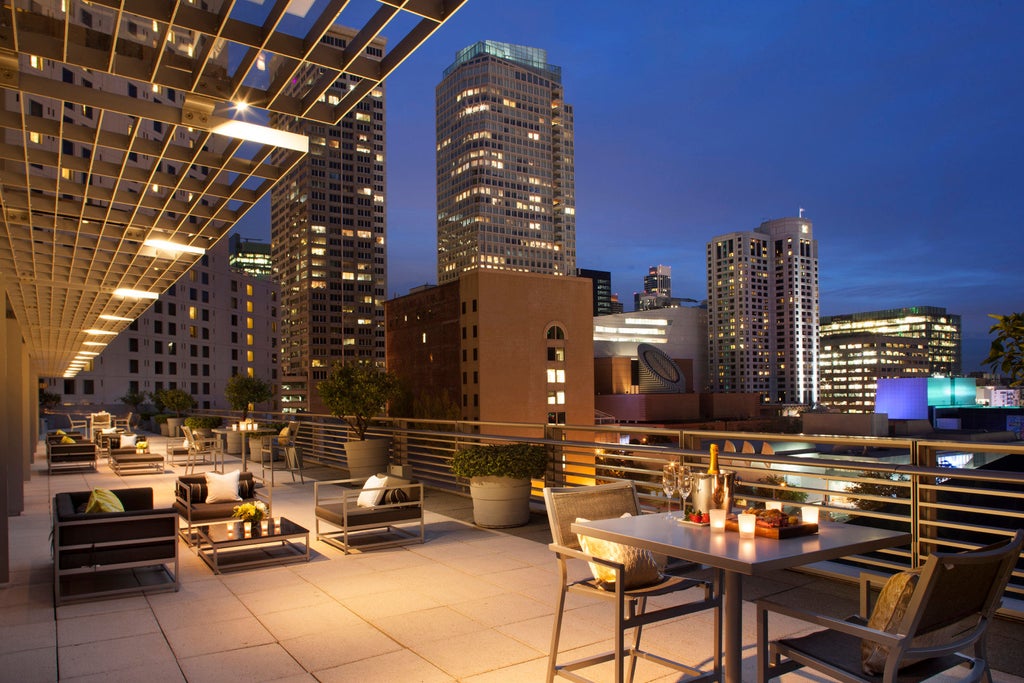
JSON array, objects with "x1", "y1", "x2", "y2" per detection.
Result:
[{"x1": 235, "y1": 0, "x2": 1024, "y2": 373}]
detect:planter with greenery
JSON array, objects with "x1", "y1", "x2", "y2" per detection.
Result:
[
  {"x1": 224, "y1": 374, "x2": 274, "y2": 421},
  {"x1": 451, "y1": 443, "x2": 547, "y2": 528},
  {"x1": 184, "y1": 415, "x2": 223, "y2": 437},
  {"x1": 317, "y1": 361, "x2": 402, "y2": 479},
  {"x1": 155, "y1": 388, "x2": 195, "y2": 438}
]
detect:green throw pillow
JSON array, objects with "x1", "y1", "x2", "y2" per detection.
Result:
[
  {"x1": 85, "y1": 488, "x2": 124, "y2": 514},
  {"x1": 60, "y1": 435, "x2": 76, "y2": 444}
]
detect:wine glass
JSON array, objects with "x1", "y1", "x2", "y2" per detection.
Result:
[
  {"x1": 661, "y1": 463, "x2": 679, "y2": 517},
  {"x1": 677, "y1": 465, "x2": 693, "y2": 518}
]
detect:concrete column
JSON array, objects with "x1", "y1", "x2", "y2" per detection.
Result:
[
  {"x1": 0, "y1": 304, "x2": 10, "y2": 582},
  {"x1": 6, "y1": 311, "x2": 26, "y2": 515}
]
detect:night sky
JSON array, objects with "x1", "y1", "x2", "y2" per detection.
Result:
[{"x1": 235, "y1": 0, "x2": 1024, "y2": 374}]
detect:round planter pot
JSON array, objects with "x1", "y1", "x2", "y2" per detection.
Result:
[
  {"x1": 469, "y1": 476, "x2": 532, "y2": 528},
  {"x1": 159, "y1": 422, "x2": 170, "y2": 436},
  {"x1": 165, "y1": 417, "x2": 185, "y2": 438},
  {"x1": 224, "y1": 431, "x2": 243, "y2": 455},
  {"x1": 345, "y1": 438, "x2": 390, "y2": 480}
]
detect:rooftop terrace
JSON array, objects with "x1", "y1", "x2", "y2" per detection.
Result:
[{"x1": 4, "y1": 432, "x2": 1023, "y2": 682}]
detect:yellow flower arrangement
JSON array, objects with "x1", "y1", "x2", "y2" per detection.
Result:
[{"x1": 232, "y1": 500, "x2": 268, "y2": 523}]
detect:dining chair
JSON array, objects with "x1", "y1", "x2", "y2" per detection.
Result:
[
  {"x1": 543, "y1": 481, "x2": 721, "y2": 683},
  {"x1": 182, "y1": 425, "x2": 217, "y2": 475},
  {"x1": 757, "y1": 528, "x2": 1024, "y2": 683},
  {"x1": 258, "y1": 423, "x2": 305, "y2": 486}
]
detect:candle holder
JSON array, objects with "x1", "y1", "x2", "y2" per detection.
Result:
[
  {"x1": 260, "y1": 519, "x2": 269, "y2": 534},
  {"x1": 738, "y1": 513, "x2": 756, "y2": 538},
  {"x1": 802, "y1": 505, "x2": 820, "y2": 525},
  {"x1": 709, "y1": 508, "x2": 727, "y2": 532},
  {"x1": 243, "y1": 521, "x2": 252, "y2": 537}
]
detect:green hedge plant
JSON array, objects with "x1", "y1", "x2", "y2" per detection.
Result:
[
  {"x1": 184, "y1": 415, "x2": 223, "y2": 430},
  {"x1": 451, "y1": 443, "x2": 547, "y2": 480}
]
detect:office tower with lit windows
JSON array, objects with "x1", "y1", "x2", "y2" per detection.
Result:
[
  {"x1": 819, "y1": 333, "x2": 930, "y2": 412},
  {"x1": 707, "y1": 217, "x2": 819, "y2": 405},
  {"x1": 228, "y1": 234, "x2": 273, "y2": 279},
  {"x1": 820, "y1": 307, "x2": 961, "y2": 376},
  {"x1": 577, "y1": 268, "x2": 614, "y2": 316},
  {"x1": 635, "y1": 265, "x2": 673, "y2": 310},
  {"x1": 270, "y1": 27, "x2": 387, "y2": 413},
  {"x1": 436, "y1": 41, "x2": 575, "y2": 284}
]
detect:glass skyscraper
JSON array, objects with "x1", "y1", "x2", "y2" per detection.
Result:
[{"x1": 436, "y1": 41, "x2": 576, "y2": 284}]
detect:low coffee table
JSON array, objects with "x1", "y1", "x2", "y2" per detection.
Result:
[{"x1": 196, "y1": 517, "x2": 310, "y2": 573}]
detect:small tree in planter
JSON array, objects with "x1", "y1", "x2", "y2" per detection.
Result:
[
  {"x1": 451, "y1": 443, "x2": 547, "y2": 528},
  {"x1": 156, "y1": 388, "x2": 195, "y2": 438},
  {"x1": 224, "y1": 374, "x2": 273, "y2": 421},
  {"x1": 317, "y1": 361, "x2": 402, "y2": 479}
]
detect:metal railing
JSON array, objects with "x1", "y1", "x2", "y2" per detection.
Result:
[{"x1": 200, "y1": 410, "x2": 1024, "y2": 618}]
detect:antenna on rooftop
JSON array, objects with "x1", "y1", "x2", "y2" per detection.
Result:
[{"x1": 798, "y1": 207, "x2": 805, "y2": 218}]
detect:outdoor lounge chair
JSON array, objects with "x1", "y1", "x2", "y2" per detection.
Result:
[
  {"x1": 757, "y1": 528, "x2": 1024, "y2": 683},
  {"x1": 543, "y1": 481, "x2": 721, "y2": 683}
]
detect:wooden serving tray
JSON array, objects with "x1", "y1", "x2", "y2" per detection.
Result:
[{"x1": 724, "y1": 521, "x2": 818, "y2": 539}]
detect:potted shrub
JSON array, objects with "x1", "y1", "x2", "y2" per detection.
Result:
[
  {"x1": 153, "y1": 413, "x2": 170, "y2": 436},
  {"x1": 224, "y1": 374, "x2": 273, "y2": 421},
  {"x1": 184, "y1": 415, "x2": 222, "y2": 438},
  {"x1": 317, "y1": 361, "x2": 402, "y2": 480},
  {"x1": 451, "y1": 443, "x2": 547, "y2": 528},
  {"x1": 156, "y1": 388, "x2": 195, "y2": 438}
]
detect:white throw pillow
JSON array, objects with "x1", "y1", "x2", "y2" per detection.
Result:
[
  {"x1": 357, "y1": 474, "x2": 390, "y2": 508},
  {"x1": 183, "y1": 438, "x2": 190, "y2": 448},
  {"x1": 206, "y1": 470, "x2": 242, "y2": 503},
  {"x1": 120, "y1": 433, "x2": 137, "y2": 446},
  {"x1": 101, "y1": 427, "x2": 118, "y2": 434}
]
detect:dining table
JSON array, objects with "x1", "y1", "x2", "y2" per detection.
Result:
[{"x1": 572, "y1": 513, "x2": 911, "y2": 683}]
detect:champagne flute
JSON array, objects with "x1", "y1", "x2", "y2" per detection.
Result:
[
  {"x1": 677, "y1": 465, "x2": 693, "y2": 519},
  {"x1": 662, "y1": 463, "x2": 679, "y2": 518}
]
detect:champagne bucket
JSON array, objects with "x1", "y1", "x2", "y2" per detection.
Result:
[{"x1": 690, "y1": 471, "x2": 736, "y2": 513}]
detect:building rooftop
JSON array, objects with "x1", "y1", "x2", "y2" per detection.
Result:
[{"x1": 6, "y1": 433, "x2": 1024, "y2": 682}]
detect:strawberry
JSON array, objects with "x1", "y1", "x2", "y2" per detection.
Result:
[
  {"x1": 700, "y1": 513, "x2": 710, "y2": 523},
  {"x1": 689, "y1": 512, "x2": 702, "y2": 523}
]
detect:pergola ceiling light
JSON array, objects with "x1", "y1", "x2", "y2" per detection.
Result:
[
  {"x1": 114, "y1": 289, "x2": 160, "y2": 300},
  {"x1": 84, "y1": 329, "x2": 118, "y2": 336},
  {"x1": 143, "y1": 239, "x2": 207, "y2": 256},
  {"x1": 0, "y1": 0, "x2": 470, "y2": 376}
]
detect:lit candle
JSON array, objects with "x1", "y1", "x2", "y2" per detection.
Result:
[
  {"x1": 260, "y1": 519, "x2": 269, "y2": 534},
  {"x1": 766, "y1": 501, "x2": 782, "y2": 512},
  {"x1": 709, "y1": 508, "x2": 727, "y2": 531},
  {"x1": 738, "y1": 513, "x2": 757, "y2": 538},
  {"x1": 802, "y1": 505, "x2": 819, "y2": 525},
  {"x1": 244, "y1": 521, "x2": 252, "y2": 537}
]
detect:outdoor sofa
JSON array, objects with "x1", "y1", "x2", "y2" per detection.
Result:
[{"x1": 52, "y1": 487, "x2": 179, "y2": 604}]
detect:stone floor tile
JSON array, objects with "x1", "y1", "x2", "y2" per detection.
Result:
[
  {"x1": 58, "y1": 632, "x2": 177, "y2": 679},
  {"x1": 165, "y1": 614, "x2": 277, "y2": 658},
  {"x1": 314, "y1": 648, "x2": 455, "y2": 683},
  {"x1": 257, "y1": 600, "x2": 363, "y2": 640},
  {"x1": 56, "y1": 607, "x2": 160, "y2": 646},
  {"x1": 408, "y1": 627, "x2": 544, "y2": 679},
  {"x1": 279, "y1": 622, "x2": 402, "y2": 671},
  {"x1": 373, "y1": 605, "x2": 484, "y2": 646},
  {"x1": 0, "y1": 647, "x2": 57, "y2": 683},
  {"x1": 0, "y1": 620, "x2": 55, "y2": 655},
  {"x1": 178, "y1": 642, "x2": 306, "y2": 683},
  {"x1": 59, "y1": 660, "x2": 187, "y2": 683},
  {"x1": 450, "y1": 590, "x2": 551, "y2": 627}
]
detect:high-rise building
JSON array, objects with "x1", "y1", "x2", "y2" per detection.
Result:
[
  {"x1": 577, "y1": 269, "x2": 614, "y2": 316},
  {"x1": 228, "y1": 235, "x2": 273, "y2": 280},
  {"x1": 707, "y1": 217, "x2": 819, "y2": 405},
  {"x1": 819, "y1": 333, "x2": 930, "y2": 412},
  {"x1": 43, "y1": 235, "x2": 279, "y2": 410},
  {"x1": 436, "y1": 41, "x2": 575, "y2": 284},
  {"x1": 270, "y1": 27, "x2": 387, "y2": 413},
  {"x1": 820, "y1": 307, "x2": 962, "y2": 377}
]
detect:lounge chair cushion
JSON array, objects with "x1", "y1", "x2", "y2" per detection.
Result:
[
  {"x1": 206, "y1": 470, "x2": 242, "y2": 503},
  {"x1": 357, "y1": 473, "x2": 390, "y2": 508},
  {"x1": 576, "y1": 514, "x2": 662, "y2": 590},
  {"x1": 86, "y1": 488, "x2": 125, "y2": 514},
  {"x1": 862, "y1": 569, "x2": 920, "y2": 673}
]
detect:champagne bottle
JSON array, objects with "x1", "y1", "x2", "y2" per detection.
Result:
[{"x1": 708, "y1": 443, "x2": 719, "y2": 475}]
